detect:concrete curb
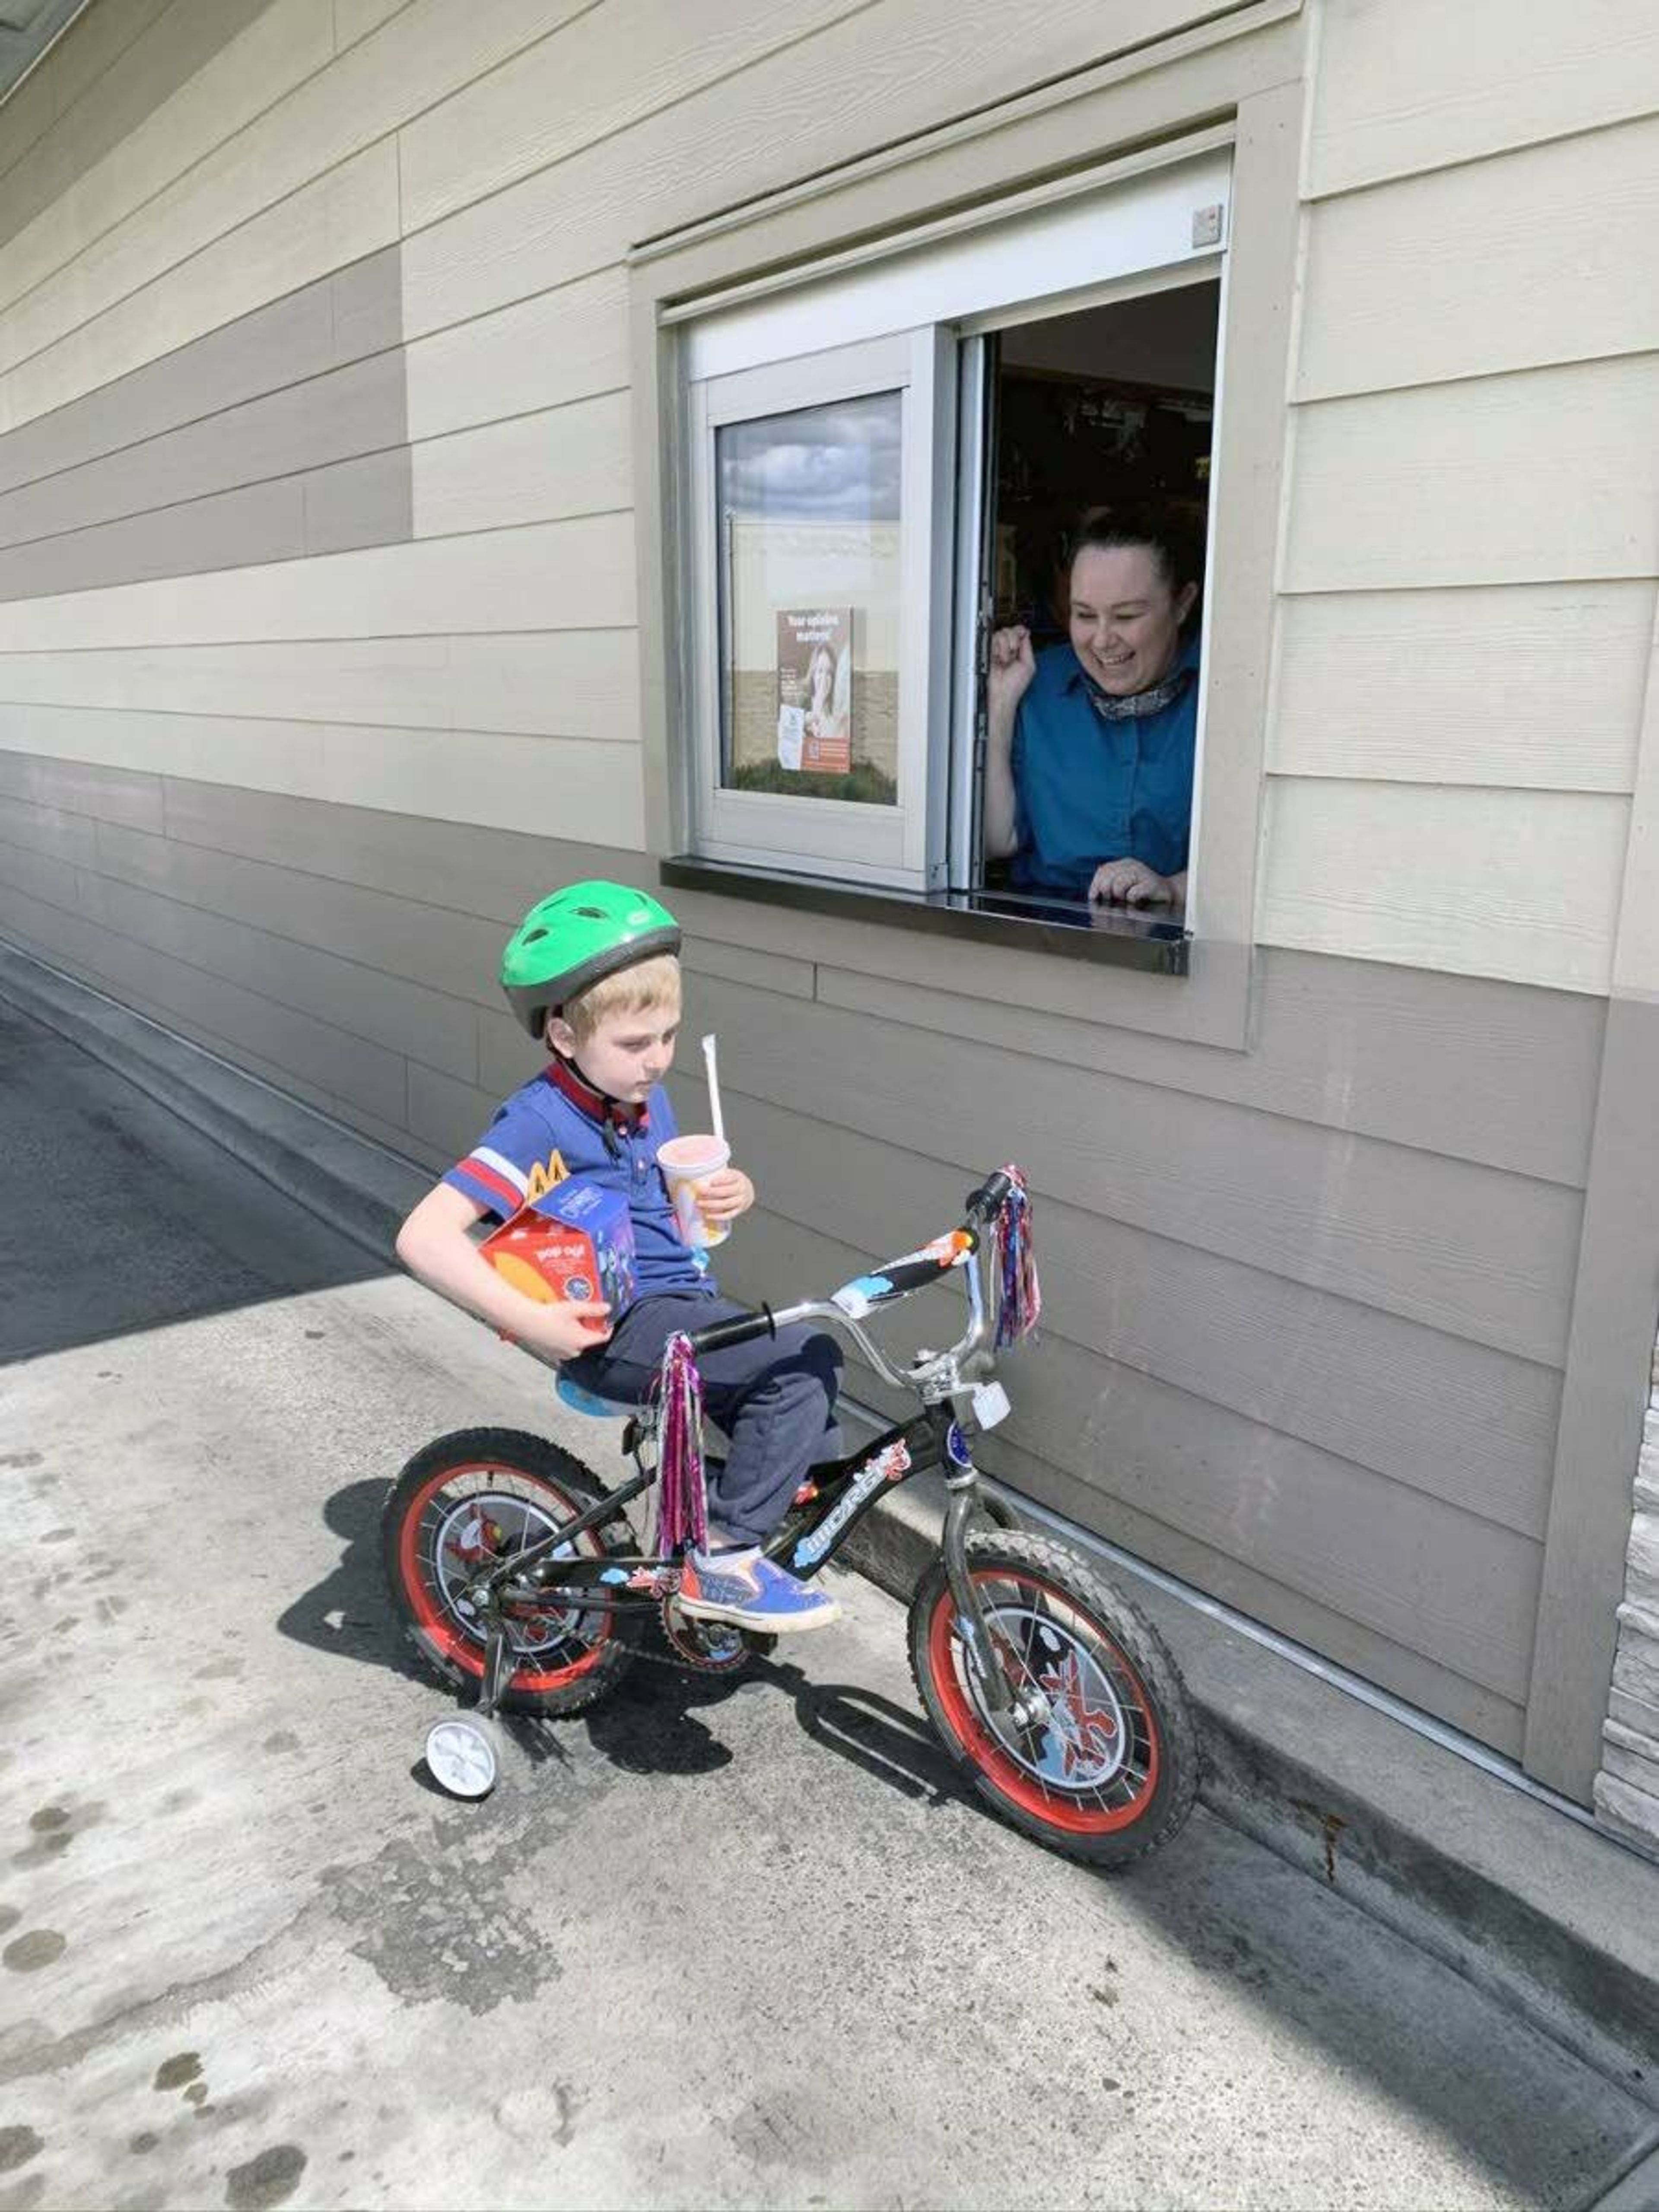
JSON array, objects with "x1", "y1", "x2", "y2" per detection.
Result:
[{"x1": 6, "y1": 935, "x2": 1657, "y2": 2110}]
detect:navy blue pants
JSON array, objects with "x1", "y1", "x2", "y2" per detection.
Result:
[{"x1": 564, "y1": 1293, "x2": 843, "y2": 1546}]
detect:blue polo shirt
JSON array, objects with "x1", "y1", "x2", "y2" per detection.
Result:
[
  {"x1": 1009, "y1": 636, "x2": 1200, "y2": 897},
  {"x1": 444, "y1": 1058, "x2": 715, "y2": 1303}
]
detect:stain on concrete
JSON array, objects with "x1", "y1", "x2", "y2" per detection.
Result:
[
  {"x1": 14, "y1": 1802, "x2": 104, "y2": 1869},
  {"x1": 2, "y1": 1931, "x2": 64, "y2": 1972},
  {"x1": 0, "y1": 2131, "x2": 41, "y2": 2174},
  {"x1": 0, "y1": 2171, "x2": 47, "y2": 2212},
  {"x1": 37, "y1": 1531, "x2": 73, "y2": 1546},
  {"x1": 224, "y1": 2142, "x2": 306, "y2": 2209},
  {"x1": 1290, "y1": 1799, "x2": 1349, "y2": 1886},
  {"x1": 161, "y1": 1790, "x2": 197, "y2": 1815},
  {"x1": 183, "y1": 2083, "x2": 209, "y2": 2107},
  {"x1": 321, "y1": 1821, "x2": 553, "y2": 2012},
  {"x1": 49, "y1": 1620, "x2": 78, "y2": 1637},
  {"x1": 0, "y1": 1453, "x2": 42, "y2": 1470},
  {"x1": 193, "y1": 1658, "x2": 244, "y2": 1682},
  {"x1": 261, "y1": 1733, "x2": 300, "y2": 1755},
  {"x1": 0, "y1": 1908, "x2": 17, "y2": 1936},
  {"x1": 128, "y1": 2133, "x2": 158, "y2": 2155},
  {"x1": 153, "y1": 2053, "x2": 201, "y2": 2091}
]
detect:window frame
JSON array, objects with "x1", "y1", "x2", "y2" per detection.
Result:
[{"x1": 629, "y1": 5, "x2": 1305, "y2": 1050}]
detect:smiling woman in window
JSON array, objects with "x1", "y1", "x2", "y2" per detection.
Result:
[{"x1": 982, "y1": 511, "x2": 1202, "y2": 908}]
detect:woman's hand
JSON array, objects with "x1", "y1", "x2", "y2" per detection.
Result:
[
  {"x1": 698, "y1": 1166, "x2": 755, "y2": 1226},
  {"x1": 987, "y1": 625, "x2": 1036, "y2": 715},
  {"x1": 1088, "y1": 858, "x2": 1179, "y2": 907},
  {"x1": 511, "y1": 1298, "x2": 614, "y2": 1360}
]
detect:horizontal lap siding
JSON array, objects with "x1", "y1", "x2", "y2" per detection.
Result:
[
  {"x1": 1271, "y1": 1, "x2": 1659, "y2": 995},
  {"x1": 0, "y1": 0, "x2": 1635, "y2": 1758}
]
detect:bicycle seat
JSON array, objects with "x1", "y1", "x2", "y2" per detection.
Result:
[{"x1": 555, "y1": 1376, "x2": 633, "y2": 1421}]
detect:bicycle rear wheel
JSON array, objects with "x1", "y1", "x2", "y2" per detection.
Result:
[
  {"x1": 384, "y1": 1427, "x2": 638, "y2": 1718},
  {"x1": 909, "y1": 1529, "x2": 1197, "y2": 1868}
]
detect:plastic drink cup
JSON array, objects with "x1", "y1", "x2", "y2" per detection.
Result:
[{"x1": 658, "y1": 1134, "x2": 731, "y2": 1248}]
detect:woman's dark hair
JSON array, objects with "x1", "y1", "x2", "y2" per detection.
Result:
[{"x1": 1064, "y1": 504, "x2": 1203, "y2": 601}]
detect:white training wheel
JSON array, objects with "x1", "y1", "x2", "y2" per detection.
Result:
[{"x1": 424, "y1": 1714, "x2": 501, "y2": 1799}]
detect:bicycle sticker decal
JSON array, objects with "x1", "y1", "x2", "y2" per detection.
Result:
[
  {"x1": 945, "y1": 1423, "x2": 973, "y2": 1468},
  {"x1": 791, "y1": 1440, "x2": 911, "y2": 1567}
]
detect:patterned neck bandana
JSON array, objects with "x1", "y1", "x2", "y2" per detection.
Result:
[{"x1": 1083, "y1": 661, "x2": 1195, "y2": 722}]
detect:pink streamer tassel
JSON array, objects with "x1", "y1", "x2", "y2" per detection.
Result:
[
  {"x1": 651, "y1": 1331, "x2": 709, "y2": 1554},
  {"x1": 993, "y1": 1163, "x2": 1041, "y2": 1347}
]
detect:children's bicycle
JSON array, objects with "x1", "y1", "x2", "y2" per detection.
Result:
[{"x1": 382, "y1": 1170, "x2": 1198, "y2": 1867}]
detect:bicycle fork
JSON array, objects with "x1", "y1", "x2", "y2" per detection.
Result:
[{"x1": 941, "y1": 1471, "x2": 1053, "y2": 1733}]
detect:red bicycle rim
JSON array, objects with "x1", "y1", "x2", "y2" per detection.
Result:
[
  {"x1": 927, "y1": 1569, "x2": 1161, "y2": 1833},
  {"x1": 397, "y1": 1462, "x2": 612, "y2": 1694}
]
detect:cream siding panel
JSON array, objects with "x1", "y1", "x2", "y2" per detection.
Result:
[
  {"x1": 0, "y1": 633, "x2": 640, "y2": 742},
  {"x1": 404, "y1": 268, "x2": 629, "y2": 442},
  {"x1": 410, "y1": 395, "x2": 632, "y2": 538},
  {"x1": 1284, "y1": 357, "x2": 1659, "y2": 593},
  {"x1": 0, "y1": 146, "x2": 402, "y2": 435},
  {"x1": 1260, "y1": 781, "x2": 1629, "y2": 994},
  {"x1": 399, "y1": 0, "x2": 868, "y2": 231},
  {"x1": 0, "y1": 517, "x2": 636, "y2": 649},
  {"x1": 0, "y1": 703, "x2": 643, "y2": 848},
  {"x1": 402, "y1": 0, "x2": 1277, "y2": 339},
  {"x1": 335, "y1": 0, "x2": 411, "y2": 47},
  {"x1": 1270, "y1": 585, "x2": 1654, "y2": 791},
  {"x1": 1297, "y1": 116, "x2": 1659, "y2": 400},
  {"x1": 0, "y1": 0, "x2": 335, "y2": 321},
  {"x1": 1307, "y1": 0, "x2": 1659, "y2": 197},
  {"x1": 0, "y1": 0, "x2": 596, "y2": 386}
]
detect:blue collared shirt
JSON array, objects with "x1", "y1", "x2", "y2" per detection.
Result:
[
  {"x1": 1009, "y1": 636, "x2": 1200, "y2": 897},
  {"x1": 444, "y1": 1060, "x2": 716, "y2": 1303}
]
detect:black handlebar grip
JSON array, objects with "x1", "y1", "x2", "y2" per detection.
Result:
[
  {"x1": 686, "y1": 1305, "x2": 777, "y2": 1357},
  {"x1": 964, "y1": 1171, "x2": 1013, "y2": 1224}
]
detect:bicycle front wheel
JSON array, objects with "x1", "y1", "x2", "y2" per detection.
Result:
[{"x1": 909, "y1": 1529, "x2": 1197, "y2": 1868}]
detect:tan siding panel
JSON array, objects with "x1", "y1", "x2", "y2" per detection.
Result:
[
  {"x1": 407, "y1": 1059, "x2": 503, "y2": 1161},
  {"x1": 410, "y1": 394, "x2": 632, "y2": 537},
  {"x1": 1284, "y1": 357, "x2": 1659, "y2": 593},
  {"x1": 1307, "y1": 0, "x2": 1659, "y2": 197},
  {"x1": 0, "y1": 515, "x2": 636, "y2": 647},
  {"x1": 816, "y1": 947, "x2": 1602, "y2": 1190},
  {"x1": 404, "y1": 267, "x2": 629, "y2": 442},
  {"x1": 0, "y1": 143, "x2": 402, "y2": 435},
  {"x1": 0, "y1": 0, "x2": 178, "y2": 198},
  {"x1": 0, "y1": 631, "x2": 639, "y2": 744},
  {"x1": 0, "y1": 702, "x2": 645, "y2": 848},
  {"x1": 0, "y1": 793, "x2": 97, "y2": 869},
  {"x1": 1261, "y1": 780, "x2": 1629, "y2": 995},
  {"x1": 680, "y1": 973, "x2": 1583, "y2": 1364},
  {"x1": 0, "y1": 0, "x2": 333, "y2": 312},
  {"x1": 1297, "y1": 116, "x2": 1659, "y2": 399},
  {"x1": 398, "y1": 0, "x2": 868, "y2": 231},
  {"x1": 0, "y1": 0, "x2": 593, "y2": 386},
  {"x1": 1270, "y1": 585, "x2": 1653, "y2": 791},
  {"x1": 402, "y1": 0, "x2": 1279, "y2": 337},
  {"x1": 0, "y1": 630, "x2": 637, "y2": 743}
]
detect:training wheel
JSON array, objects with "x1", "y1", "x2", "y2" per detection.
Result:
[{"x1": 424, "y1": 1713, "x2": 501, "y2": 1800}]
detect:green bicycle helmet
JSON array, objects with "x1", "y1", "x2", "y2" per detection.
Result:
[{"x1": 499, "y1": 881, "x2": 682, "y2": 1037}]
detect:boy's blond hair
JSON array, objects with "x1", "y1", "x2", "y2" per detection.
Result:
[{"x1": 559, "y1": 953, "x2": 681, "y2": 1045}]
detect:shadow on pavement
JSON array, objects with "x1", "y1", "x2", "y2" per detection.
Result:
[{"x1": 1, "y1": 1004, "x2": 387, "y2": 1363}]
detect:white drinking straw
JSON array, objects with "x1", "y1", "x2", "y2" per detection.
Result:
[{"x1": 701, "y1": 1033, "x2": 727, "y2": 1146}]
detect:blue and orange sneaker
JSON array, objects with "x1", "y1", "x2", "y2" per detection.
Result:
[{"x1": 677, "y1": 1548, "x2": 841, "y2": 1634}]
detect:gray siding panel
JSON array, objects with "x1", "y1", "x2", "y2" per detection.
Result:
[
  {"x1": 0, "y1": 350, "x2": 409, "y2": 548},
  {"x1": 302, "y1": 446, "x2": 414, "y2": 556},
  {"x1": 0, "y1": 250, "x2": 404, "y2": 498},
  {"x1": 0, "y1": 762, "x2": 1602, "y2": 1751}
]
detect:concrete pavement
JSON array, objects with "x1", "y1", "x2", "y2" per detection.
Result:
[{"x1": 2, "y1": 999, "x2": 1657, "y2": 2212}]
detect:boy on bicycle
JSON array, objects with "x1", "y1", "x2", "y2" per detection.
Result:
[{"x1": 395, "y1": 881, "x2": 842, "y2": 1634}]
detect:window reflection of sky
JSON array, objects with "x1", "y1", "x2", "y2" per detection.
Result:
[{"x1": 719, "y1": 394, "x2": 902, "y2": 520}]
